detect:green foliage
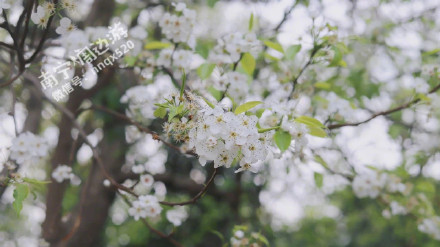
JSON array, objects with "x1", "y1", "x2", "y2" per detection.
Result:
[
  {"x1": 168, "y1": 104, "x2": 185, "y2": 121},
  {"x1": 314, "y1": 172, "x2": 324, "y2": 188},
  {"x1": 197, "y1": 63, "x2": 216, "y2": 80},
  {"x1": 274, "y1": 130, "x2": 291, "y2": 152},
  {"x1": 263, "y1": 40, "x2": 284, "y2": 53},
  {"x1": 240, "y1": 53, "x2": 256, "y2": 76},
  {"x1": 208, "y1": 86, "x2": 222, "y2": 101},
  {"x1": 294, "y1": 116, "x2": 327, "y2": 138},
  {"x1": 144, "y1": 41, "x2": 172, "y2": 50},
  {"x1": 248, "y1": 13, "x2": 254, "y2": 31},
  {"x1": 12, "y1": 184, "x2": 29, "y2": 216},
  {"x1": 234, "y1": 101, "x2": 262, "y2": 114},
  {"x1": 154, "y1": 107, "x2": 167, "y2": 118},
  {"x1": 285, "y1": 44, "x2": 301, "y2": 60}
]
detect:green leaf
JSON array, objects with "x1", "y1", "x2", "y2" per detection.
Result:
[
  {"x1": 168, "y1": 105, "x2": 182, "y2": 121},
  {"x1": 207, "y1": 0, "x2": 218, "y2": 7},
  {"x1": 314, "y1": 82, "x2": 331, "y2": 90},
  {"x1": 234, "y1": 101, "x2": 262, "y2": 114},
  {"x1": 203, "y1": 97, "x2": 215, "y2": 109},
  {"x1": 314, "y1": 172, "x2": 324, "y2": 188},
  {"x1": 264, "y1": 53, "x2": 280, "y2": 61},
  {"x1": 422, "y1": 48, "x2": 440, "y2": 56},
  {"x1": 416, "y1": 93, "x2": 431, "y2": 102},
  {"x1": 208, "y1": 86, "x2": 222, "y2": 101},
  {"x1": 210, "y1": 230, "x2": 225, "y2": 242},
  {"x1": 314, "y1": 155, "x2": 329, "y2": 170},
  {"x1": 252, "y1": 232, "x2": 270, "y2": 246},
  {"x1": 123, "y1": 56, "x2": 138, "y2": 67},
  {"x1": 274, "y1": 130, "x2": 291, "y2": 152},
  {"x1": 13, "y1": 184, "x2": 29, "y2": 216},
  {"x1": 144, "y1": 42, "x2": 172, "y2": 50},
  {"x1": 263, "y1": 40, "x2": 284, "y2": 53},
  {"x1": 256, "y1": 108, "x2": 265, "y2": 118},
  {"x1": 23, "y1": 178, "x2": 51, "y2": 185},
  {"x1": 240, "y1": 53, "x2": 256, "y2": 76},
  {"x1": 154, "y1": 107, "x2": 167, "y2": 118},
  {"x1": 285, "y1": 44, "x2": 301, "y2": 60},
  {"x1": 294, "y1": 116, "x2": 325, "y2": 128},
  {"x1": 308, "y1": 126, "x2": 327, "y2": 138},
  {"x1": 248, "y1": 13, "x2": 254, "y2": 31},
  {"x1": 197, "y1": 63, "x2": 216, "y2": 80},
  {"x1": 258, "y1": 126, "x2": 280, "y2": 133},
  {"x1": 329, "y1": 46, "x2": 343, "y2": 67}
]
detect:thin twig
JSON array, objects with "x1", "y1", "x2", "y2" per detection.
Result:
[
  {"x1": 328, "y1": 83, "x2": 440, "y2": 129},
  {"x1": 86, "y1": 104, "x2": 195, "y2": 156},
  {"x1": 160, "y1": 168, "x2": 218, "y2": 206}
]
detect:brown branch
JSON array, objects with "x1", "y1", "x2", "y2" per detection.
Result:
[
  {"x1": 0, "y1": 41, "x2": 14, "y2": 50},
  {"x1": 160, "y1": 168, "x2": 218, "y2": 206},
  {"x1": 27, "y1": 77, "x2": 138, "y2": 198},
  {"x1": 25, "y1": 0, "x2": 59, "y2": 63},
  {"x1": 328, "y1": 83, "x2": 440, "y2": 129},
  {"x1": 273, "y1": 2, "x2": 299, "y2": 32},
  {"x1": 86, "y1": 104, "x2": 195, "y2": 156}
]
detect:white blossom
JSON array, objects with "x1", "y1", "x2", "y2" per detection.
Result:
[
  {"x1": 56, "y1": 17, "x2": 76, "y2": 36},
  {"x1": 166, "y1": 206, "x2": 188, "y2": 226}
]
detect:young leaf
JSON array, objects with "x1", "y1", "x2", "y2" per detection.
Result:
[
  {"x1": 144, "y1": 42, "x2": 172, "y2": 50},
  {"x1": 314, "y1": 155, "x2": 329, "y2": 170},
  {"x1": 308, "y1": 126, "x2": 327, "y2": 138},
  {"x1": 263, "y1": 40, "x2": 284, "y2": 53},
  {"x1": 285, "y1": 44, "x2": 301, "y2": 60},
  {"x1": 248, "y1": 13, "x2": 254, "y2": 31},
  {"x1": 314, "y1": 82, "x2": 331, "y2": 90},
  {"x1": 197, "y1": 63, "x2": 216, "y2": 80},
  {"x1": 208, "y1": 86, "x2": 222, "y2": 101},
  {"x1": 154, "y1": 107, "x2": 167, "y2": 118},
  {"x1": 314, "y1": 172, "x2": 324, "y2": 188},
  {"x1": 234, "y1": 101, "x2": 262, "y2": 114},
  {"x1": 124, "y1": 56, "x2": 138, "y2": 66},
  {"x1": 241, "y1": 53, "x2": 256, "y2": 76},
  {"x1": 274, "y1": 130, "x2": 291, "y2": 152},
  {"x1": 210, "y1": 230, "x2": 225, "y2": 242},
  {"x1": 168, "y1": 106, "x2": 179, "y2": 121},
  {"x1": 23, "y1": 178, "x2": 51, "y2": 185},
  {"x1": 294, "y1": 116, "x2": 325, "y2": 128},
  {"x1": 203, "y1": 97, "x2": 215, "y2": 109},
  {"x1": 256, "y1": 108, "x2": 265, "y2": 118},
  {"x1": 329, "y1": 46, "x2": 343, "y2": 67},
  {"x1": 12, "y1": 184, "x2": 29, "y2": 216}
]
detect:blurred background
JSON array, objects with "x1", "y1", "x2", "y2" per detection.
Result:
[{"x1": 1, "y1": 0, "x2": 440, "y2": 246}]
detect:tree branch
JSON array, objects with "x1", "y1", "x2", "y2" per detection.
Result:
[{"x1": 328, "y1": 83, "x2": 440, "y2": 129}]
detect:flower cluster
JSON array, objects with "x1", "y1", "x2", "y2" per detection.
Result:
[
  {"x1": 418, "y1": 216, "x2": 440, "y2": 240},
  {"x1": 55, "y1": 17, "x2": 76, "y2": 36},
  {"x1": 211, "y1": 72, "x2": 249, "y2": 102},
  {"x1": 51, "y1": 165, "x2": 81, "y2": 186},
  {"x1": 352, "y1": 172, "x2": 387, "y2": 198},
  {"x1": 209, "y1": 32, "x2": 261, "y2": 64},
  {"x1": 187, "y1": 106, "x2": 268, "y2": 172},
  {"x1": 230, "y1": 227, "x2": 267, "y2": 247},
  {"x1": 120, "y1": 77, "x2": 176, "y2": 122},
  {"x1": 352, "y1": 172, "x2": 407, "y2": 199},
  {"x1": 166, "y1": 206, "x2": 188, "y2": 226},
  {"x1": 280, "y1": 119, "x2": 309, "y2": 152},
  {"x1": 159, "y1": 3, "x2": 196, "y2": 45},
  {"x1": 128, "y1": 195, "x2": 162, "y2": 221},
  {"x1": 10, "y1": 132, "x2": 49, "y2": 165},
  {"x1": 31, "y1": 1, "x2": 77, "y2": 28}
]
